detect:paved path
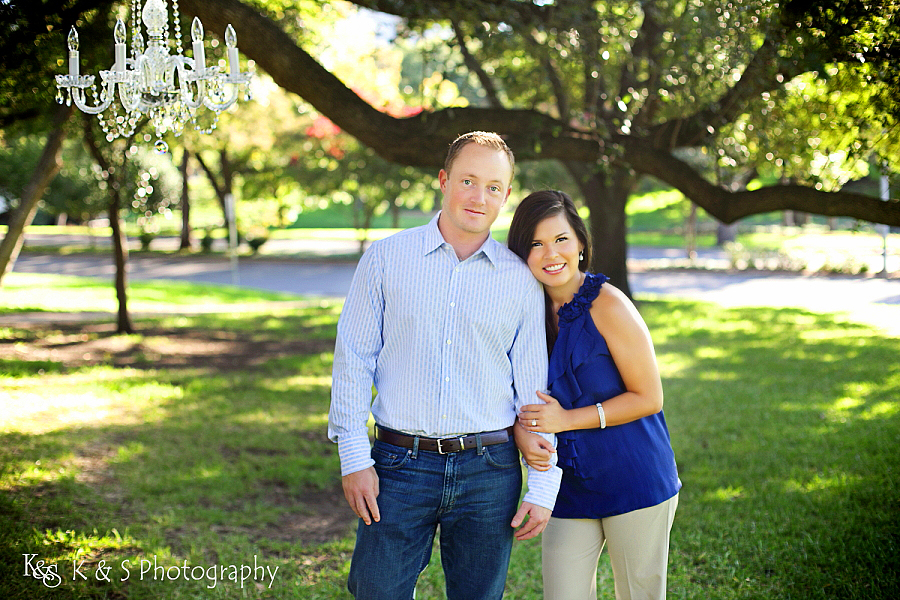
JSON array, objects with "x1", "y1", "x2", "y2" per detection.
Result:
[{"x1": 10, "y1": 250, "x2": 900, "y2": 336}]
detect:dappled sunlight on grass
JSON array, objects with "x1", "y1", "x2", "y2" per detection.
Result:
[
  {"x1": 2, "y1": 369, "x2": 181, "y2": 434},
  {"x1": 3, "y1": 272, "x2": 306, "y2": 312},
  {"x1": 1, "y1": 286, "x2": 898, "y2": 598},
  {"x1": 830, "y1": 396, "x2": 865, "y2": 413},
  {"x1": 783, "y1": 472, "x2": 863, "y2": 495},
  {"x1": 284, "y1": 374, "x2": 332, "y2": 387},
  {"x1": 861, "y1": 401, "x2": 899, "y2": 420},
  {"x1": 642, "y1": 299, "x2": 899, "y2": 598},
  {"x1": 705, "y1": 485, "x2": 746, "y2": 502}
]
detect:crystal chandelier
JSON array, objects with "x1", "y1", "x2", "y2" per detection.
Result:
[{"x1": 55, "y1": 0, "x2": 252, "y2": 152}]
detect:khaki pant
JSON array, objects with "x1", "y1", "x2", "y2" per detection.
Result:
[{"x1": 542, "y1": 494, "x2": 678, "y2": 600}]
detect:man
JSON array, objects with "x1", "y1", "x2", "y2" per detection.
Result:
[{"x1": 328, "y1": 131, "x2": 561, "y2": 599}]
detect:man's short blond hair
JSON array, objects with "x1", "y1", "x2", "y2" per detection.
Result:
[{"x1": 444, "y1": 131, "x2": 515, "y2": 177}]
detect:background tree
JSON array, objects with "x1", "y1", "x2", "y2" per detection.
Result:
[
  {"x1": 0, "y1": 105, "x2": 73, "y2": 284},
  {"x1": 175, "y1": 0, "x2": 899, "y2": 295},
  {"x1": 0, "y1": 0, "x2": 110, "y2": 281},
  {"x1": 81, "y1": 114, "x2": 135, "y2": 333}
]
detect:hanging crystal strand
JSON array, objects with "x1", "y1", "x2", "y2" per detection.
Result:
[
  {"x1": 172, "y1": 0, "x2": 184, "y2": 56},
  {"x1": 131, "y1": 0, "x2": 140, "y2": 61},
  {"x1": 98, "y1": 108, "x2": 114, "y2": 142},
  {"x1": 161, "y1": 2, "x2": 167, "y2": 48},
  {"x1": 195, "y1": 109, "x2": 219, "y2": 135}
]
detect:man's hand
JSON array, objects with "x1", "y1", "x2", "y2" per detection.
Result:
[
  {"x1": 511, "y1": 501, "x2": 552, "y2": 541},
  {"x1": 512, "y1": 421, "x2": 556, "y2": 471},
  {"x1": 342, "y1": 466, "x2": 380, "y2": 525}
]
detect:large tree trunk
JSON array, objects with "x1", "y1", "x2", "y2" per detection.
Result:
[
  {"x1": 0, "y1": 104, "x2": 73, "y2": 286},
  {"x1": 570, "y1": 165, "x2": 637, "y2": 299}
]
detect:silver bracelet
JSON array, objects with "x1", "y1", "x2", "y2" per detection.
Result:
[{"x1": 596, "y1": 403, "x2": 607, "y2": 429}]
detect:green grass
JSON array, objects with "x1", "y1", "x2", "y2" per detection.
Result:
[{"x1": 1, "y1": 275, "x2": 898, "y2": 598}]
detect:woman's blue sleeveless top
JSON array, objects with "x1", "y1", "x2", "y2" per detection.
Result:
[{"x1": 549, "y1": 273, "x2": 681, "y2": 519}]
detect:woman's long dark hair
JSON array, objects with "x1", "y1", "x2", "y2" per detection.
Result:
[{"x1": 508, "y1": 190, "x2": 591, "y2": 352}]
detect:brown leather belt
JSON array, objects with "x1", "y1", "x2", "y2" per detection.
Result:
[{"x1": 375, "y1": 425, "x2": 514, "y2": 454}]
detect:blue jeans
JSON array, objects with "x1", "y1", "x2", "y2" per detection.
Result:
[{"x1": 347, "y1": 437, "x2": 522, "y2": 600}]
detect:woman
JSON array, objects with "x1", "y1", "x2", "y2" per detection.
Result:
[{"x1": 508, "y1": 190, "x2": 681, "y2": 600}]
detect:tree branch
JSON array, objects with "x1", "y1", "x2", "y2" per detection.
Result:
[
  {"x1": 177, "y1": 0, "x2": 900, "y2": 228},
  {"x1": 451, "y1": 21, "x2": 502, "y2": 108},
  {"x1": 647, "y1": 32, "x2": 807, "y2": 149},
  {"x1": 621, "y1": 138, "x2": 900, "y2": 226},
  {"x1": 346, "y1": 0, "x2": 554, "y2": 27}
]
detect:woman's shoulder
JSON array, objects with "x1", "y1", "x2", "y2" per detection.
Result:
[{"x1": 588, "y1": 279, "x2": 644, "y2": 336}]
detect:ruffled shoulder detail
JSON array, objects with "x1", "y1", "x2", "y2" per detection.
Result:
[{"x1": 557, "y1": 272, "x2": 608, "y2": 325}]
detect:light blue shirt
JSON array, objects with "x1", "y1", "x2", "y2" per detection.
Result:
[{"x1": 328, "y1": 213, "x2": 561, "y2": 509}]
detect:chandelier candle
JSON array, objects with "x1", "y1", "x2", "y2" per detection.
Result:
[
  {"x1": 114, "y1": 19, "x2": 127, "y2": 72},
  {"x1": 67, "y1": 28, "x2": 79, "y2": 77},
  {"x1": 191, "y1": 18, "x2": 205, "y2": 72},
  {"x1": 226, "y1": 25, "x2": 239, "y2": 76}
]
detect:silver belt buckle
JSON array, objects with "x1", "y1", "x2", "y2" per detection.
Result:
[{"x1": 437, "y1": 435, "x2": 466, "y2": 454}]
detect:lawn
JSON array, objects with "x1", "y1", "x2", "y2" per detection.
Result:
[{"x1": 1, "y1": 273, "x2": 898, "y2": 599}]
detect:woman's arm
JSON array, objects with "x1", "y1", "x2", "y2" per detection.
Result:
[
  {"x1": 519, "y1": 283, "x2": 664, "y2": 434},
  {"x1": 588, "y1": 283, "x2": 664, "y2": 426}
]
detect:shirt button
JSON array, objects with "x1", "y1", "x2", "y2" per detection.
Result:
[
  {"x1": 445, "y1": 377, "x2": 450, "y2": 382},
  {"x1": 450, "y1": 302, "x2": 456, "y2": 307},
  {"x1": 446, "y1": 339, "x2": 452, "y2": 345}
]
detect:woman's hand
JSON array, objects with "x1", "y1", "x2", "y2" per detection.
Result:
[
  {"x1": 512, "y1": 421, "x2": 555, "y2": 471},
  {"x1": 519, "y1": 391, "x2": 570, "y2": 434}
]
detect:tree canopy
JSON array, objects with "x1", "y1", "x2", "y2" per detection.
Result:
[
  {"x1": 173, "y1": 0, "x2": 900, "y2": 292},
  {"x1": 2, "y1": 0, "x2": 898, "y2": 294}
]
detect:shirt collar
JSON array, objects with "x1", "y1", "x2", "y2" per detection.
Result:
[{"x1": 423, "y1": 212, "x2": 501, "y2": 267}]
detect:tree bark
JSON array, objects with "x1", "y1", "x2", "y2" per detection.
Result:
[
  {"x1": 568, "y1": 164, "x2": 637, "y2": 298},
  {"x1": 0, "y1": 104, "x2": 73, "y2": 286},
  {"x1": 620, "y1": 138, "x2": 900, "y2": 226},
  {"x1": 108, "y1": 179, "x2": 133, "y2": 334},
  {"x1": 179, "y1": 148, "x2": 193, "y2": 251}
]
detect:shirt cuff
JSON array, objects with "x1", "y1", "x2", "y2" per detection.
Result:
[
  {"x1": 523, "y1": 464, "x2": 562, "y2": 510},
  {"x1": 337, "y1": 434, "x2": 375, "y2": 477}
]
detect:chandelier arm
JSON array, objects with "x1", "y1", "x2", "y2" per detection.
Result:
[
  {"x1": 172, "y1": 58, "x2": 204, "y2": 110},
  {"x1": 71, "y1": 84, "x2": 115, "y2": 115},
  {"x1": 202, "y1": 85, "x2": 240, "y2": 112},
  {"x1": 117, "y1": 80, "x2": 144, "y2": 114},
  {"x1": 181, "y1": 78, "x2": 207, "y2": 110}
]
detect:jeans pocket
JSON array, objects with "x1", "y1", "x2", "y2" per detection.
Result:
[
  {"x1": 482, "y1": 442, "x2": 519, "y2": 469},
  {"x1": 372, "y1": 441, "x2": 412, "y2": 471}
]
